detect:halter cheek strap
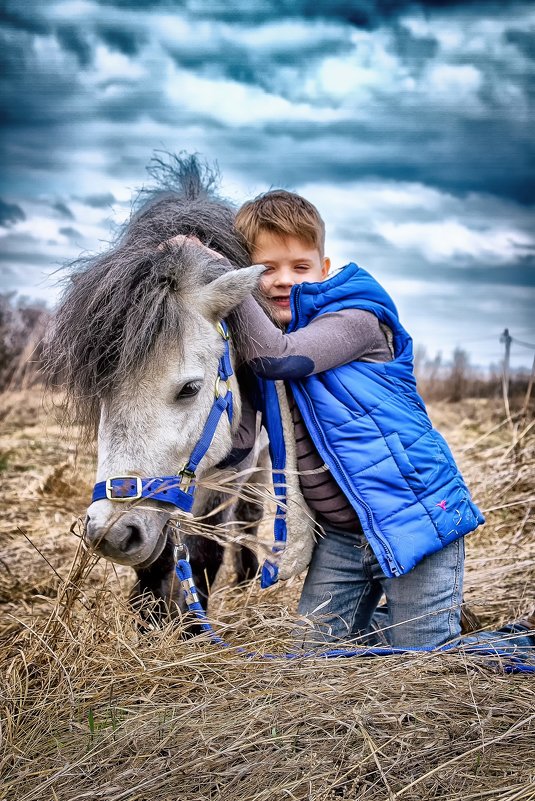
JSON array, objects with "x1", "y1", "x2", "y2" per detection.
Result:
[{"x1": 91, "y1": 320, "x2": 233, "y2": 514}]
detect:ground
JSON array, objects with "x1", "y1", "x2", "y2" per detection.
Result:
[{"x1": 0, "y1": 389, "x2": 534, "y2": 801}]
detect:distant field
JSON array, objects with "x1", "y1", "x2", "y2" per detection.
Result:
[{"x1": 1, "y1": 389, "x2": 534, "y2": 801}]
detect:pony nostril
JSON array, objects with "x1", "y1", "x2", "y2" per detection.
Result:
[{"x1": 122, "y1": 525, "x2": 143, "y2": 553}]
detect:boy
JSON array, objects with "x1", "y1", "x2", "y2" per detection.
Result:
[{"x1": 229, "y1": 189, "x2": 485, "y2": 649}]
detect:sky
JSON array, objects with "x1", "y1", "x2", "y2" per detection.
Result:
[{"x1": 1, "y1": 0, "x2": 534, "y2": 369}]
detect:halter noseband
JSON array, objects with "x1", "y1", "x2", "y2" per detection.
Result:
[{"x1": 91, "y1": 320, "x2": 233, "y2": 515}]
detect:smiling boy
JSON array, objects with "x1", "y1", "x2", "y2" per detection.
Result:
[{"x1": 229, "y1": 189, "x2": 486, "y2": 649}]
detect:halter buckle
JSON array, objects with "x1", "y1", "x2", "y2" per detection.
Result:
[
  {"x1": 179, "y1": 468, "x2": 195, "y2": 490},
  {"x1": 105, "y1": 475, "x2": 143, "y2": 502}
]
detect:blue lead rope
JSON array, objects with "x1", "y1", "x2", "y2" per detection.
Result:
[{"x1": 175, "y1": 559, "x2": 535, "y2": 674}]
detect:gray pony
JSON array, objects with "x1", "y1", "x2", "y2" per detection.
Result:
[{"x1": 45, "y1": 154, "x2": 266, "y2": 624}]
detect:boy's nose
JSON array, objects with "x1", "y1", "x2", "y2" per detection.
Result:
[{"x1": 273, "y1": 268, "x2": 294, "y2": 286}]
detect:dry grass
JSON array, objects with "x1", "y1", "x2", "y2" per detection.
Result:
[{"x1": 1, "y1": 390, "x2": 534, "y2": 801}]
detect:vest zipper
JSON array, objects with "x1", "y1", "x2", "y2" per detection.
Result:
[
  {"x1": 289, "y1": 286, "x2": 401, "y2": 577},
  {"x1": 289, "y1": 285, "x2": 300, "y2": 331},
  {"x1": 288, "y1": 284, "x2": 403, "y2": 576}
]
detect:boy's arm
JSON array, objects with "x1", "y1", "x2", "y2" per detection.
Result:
[{"x1": 237, "y1": 295, "x2": 392, "y2": 379}]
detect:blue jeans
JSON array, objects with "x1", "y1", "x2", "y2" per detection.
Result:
[
  {"x1": 297, "y1": 517, "x2": 464, "y2": 648},
  {"x1": 297, "y1": 518, "x2": 534, "y2": 653}
]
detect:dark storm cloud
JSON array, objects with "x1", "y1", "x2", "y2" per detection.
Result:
[
  {"x1": 95, "y1": 85, "x2": 170, "y2": 123},
  {"x1": 80, "y1": 192, "x2": 117, "y2": 208},
  {"x1": 406, "y1": 257, "x2": 535, "y2": 289},
  {"x1": 0, "y1": 199, "x2": 25, "y2": 227},
  {"x1": 81, "y1": 0, "x2": 521, "y2": 28},
  {"x1": 0, "y1": 234, "x2": 55, "y2": 264},
  {"x1": 0, "y1": 30, "x2": 84, "y2": 128},
  {"x1": 0, "y1": 1, "x2": 532, "y2": 210},
  {"x1": 179, "y1": 0, "x2": 521, "y2": 28},
  {"x1": 52, "y1": 202, "x2": 75, "y2": 219},
  {"x1": 96, "y1": 24, "x2": 146, "y2": 55},
  {"x1": 59, "y1": 226, "x2": 83, "y2": 240},
  {"x1": 390, "y1": 24, "x2": 439, "y2": 67},
  {"x1": 56, "y1": 25, "x2": 93, "y2": 67},
  {"x1": 204, "y1": 112, "x2": 535, "y2": 204},
  {"x1": 166, "y1": 31, "x2": 351, "y2": 90},
  {"x1": 0, "y1": 4, "x2": 50, "y2": 35},
  {"x1": 505, "y1": 28, "x2": 535, "y2": 61}
]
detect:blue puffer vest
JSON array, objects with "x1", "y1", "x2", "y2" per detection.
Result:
[{"x1": 258, "y1": 262, "x2": 484, "y2": 587}]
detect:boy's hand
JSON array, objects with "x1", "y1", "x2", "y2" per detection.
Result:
[{"x1": 158, "y1": 233, "x2": 226, "y2": 260}]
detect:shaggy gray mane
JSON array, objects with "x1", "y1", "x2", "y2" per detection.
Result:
[{"x1": 44, "y1": 154, "x2": 250, "y2": 435}]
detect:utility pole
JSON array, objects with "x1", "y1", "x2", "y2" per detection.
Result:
[{"x1": 500, "y1": 328, "x2": 512, "y2": 423}]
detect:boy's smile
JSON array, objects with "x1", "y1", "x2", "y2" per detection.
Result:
[{"x1": 252, "y1": 231, "x2": 330, "y2": 325}]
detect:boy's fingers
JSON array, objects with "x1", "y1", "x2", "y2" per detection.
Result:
[
  {"x1": 156, "y1": 233, "x2": 181, "y2": 250},
  {"x1": 158, "y1": 233, "x2": 226, "y2": 260}
]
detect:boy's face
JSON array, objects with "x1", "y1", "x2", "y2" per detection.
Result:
[{"x1": 252, "y1": 230, "x2": 330, "y2": 326}]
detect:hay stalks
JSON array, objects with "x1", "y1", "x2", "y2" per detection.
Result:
[{"x1": 1, "y1": 392, "x2": 534, "y2": 800}]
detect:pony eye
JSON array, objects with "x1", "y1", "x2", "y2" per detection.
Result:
[{"x1": 176, "y1": 380, "x2": 202, "y2": 400}]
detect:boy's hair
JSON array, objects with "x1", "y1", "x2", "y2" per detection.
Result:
[{"x1": 235, "y1": 190, "x2": 325, "y2": 257}]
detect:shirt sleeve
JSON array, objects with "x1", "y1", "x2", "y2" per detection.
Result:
[{"x1": 236, "y1": 294, "x2": 393, "y2": 380}]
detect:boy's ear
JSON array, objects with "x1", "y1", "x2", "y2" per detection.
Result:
[
  {"x1": 322, "y1": 256, "x2": 331, "y2": 278},
  {"x1": 197, "y1": 265, "x2": 265, "y2": 321}
]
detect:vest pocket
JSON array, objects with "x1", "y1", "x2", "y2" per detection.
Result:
[{"x1": 385, "y1": 432, "x2": 427, "y2": 494}]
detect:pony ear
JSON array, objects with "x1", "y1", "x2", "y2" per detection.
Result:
[{"x1": 197, "y1": 265, "x2": 266, "y2": 321}]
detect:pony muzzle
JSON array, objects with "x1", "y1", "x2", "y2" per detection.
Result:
[{"x1": 85, "y1": 502, "x2": 170, "y2": 566}]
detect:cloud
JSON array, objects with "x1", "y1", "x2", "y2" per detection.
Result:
[
  {"x1": 55, "y1": 25, "x2": 93, "y2": 66},
  {"x1": 165, "y1": 19, "x2": 352, "y2": 90},
  {"x1": 177, "y1": 0, "x2": 519, "y2": 29},
  {"x1": 0, "y1": 30, "x2": 85, "y2": 128},
  {"x1": 0, "y1": 4, "x2": 50, "y2": 35},
  {"x1": 96, "y1": 24, "x2": 146, "y2": 55},
  {"x1": 79, "y1": 192, "x2": 117, "y2": 208},
  {"x1": 504, "y1": 27, "x2": 535, "y2": 60},
  {"x1": 59, "y1": 226, "x2": 83, "y2": 240},
  {"x1": 0, "y1": 199, "x2": 26, "y2": 227},
  {"x1": 52, "y1": 201, "x2": 75, "y2": 219},
  {"x1": 0, "y1": 1, "x2": 533, "y2": 366},
  {"x1": 390, "y1": 23, "x2": 439, "y2": 67},
  {"x1": 376, "y1": 219, "x2": 533, "y2": 265},
  {"x1": 1, "y1": 3, "x2": 533, "y2": 203}
]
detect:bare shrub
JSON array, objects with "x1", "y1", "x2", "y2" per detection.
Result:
[
  {"x1": 415, "y1": 345, "x2": 533, "y2": 407},
  {"x1": 0, "y1": 293, "x2": 51, "y2": 391}
]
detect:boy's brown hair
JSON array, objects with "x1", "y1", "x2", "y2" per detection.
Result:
[{"x1": 235, "y1": 190, "x2": 325, "y2": 257}]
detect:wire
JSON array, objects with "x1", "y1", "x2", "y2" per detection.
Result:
[{"x1": 511, "y1": 337, "x2": 535, "y2": 350}]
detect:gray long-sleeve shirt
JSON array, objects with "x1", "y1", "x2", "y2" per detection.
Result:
[{"x1": 233, "y1": 295, "x2": 393, "y2": 530}]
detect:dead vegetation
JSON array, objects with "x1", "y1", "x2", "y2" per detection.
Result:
[{"x1": 0, "y1": 389, "x2": 534, "y2": 801}]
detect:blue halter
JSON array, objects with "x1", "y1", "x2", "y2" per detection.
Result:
[{"x1": 91, "y1": 320, "x2": 233, "y2": 515}]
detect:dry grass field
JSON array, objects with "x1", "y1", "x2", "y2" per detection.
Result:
[{"x1": 0, "y1": 389, "x2": 534, "y2": 801}]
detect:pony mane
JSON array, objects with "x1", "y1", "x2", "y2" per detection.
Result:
[{"x1": 44, "y1": 154, "x2": 250, "y2": 436}]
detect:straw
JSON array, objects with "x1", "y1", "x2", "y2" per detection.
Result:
[{"x1": 1, "y1": 390, "x2": 534, "y2": 801}]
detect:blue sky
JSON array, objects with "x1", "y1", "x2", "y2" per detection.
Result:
[{"x1": 1, "y1": 0, "x2": 534, "y2": 367}]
